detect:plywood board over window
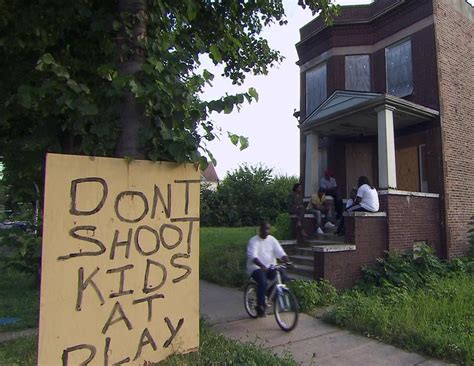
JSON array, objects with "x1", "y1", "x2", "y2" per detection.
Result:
[
  {"x1": 345, "y1": 143, "x2": 374, "y2": 197},
  {"x1": 345, "y1": 55, "x2": 371, "y2": 92},
  {"x1": 305, "y1": 62, "x2": 327, "y2": 115},
  {"x1": 386, "y1": 39, "x2": 413, "y2": 97},
  {"x1": 396, "y1": 146, "x2": 420, "y2": 192}
]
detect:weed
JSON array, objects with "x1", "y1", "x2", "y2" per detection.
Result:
[{"x1": 288, "y1": 279, "x2": 337, "y2": 311}]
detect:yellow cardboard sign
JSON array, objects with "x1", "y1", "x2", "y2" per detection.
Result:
[{"x1": 38, "y1": 154, "x2": 200, "y2": 365}]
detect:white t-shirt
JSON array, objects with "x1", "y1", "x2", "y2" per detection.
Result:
[
  {"x1": 357, "y1": 184, "x2": 379, "y2": 212},
  {"x1": 246, "y1": 235, "x2": 286, "y2": 274}
]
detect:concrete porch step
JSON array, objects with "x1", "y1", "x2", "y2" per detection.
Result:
[
  {"x1": 288, "y1": 254, "x2": 313, "y2": 267},
  {"x1": 286, "y1": 263, "x2": 314, "y2": 278},
  {"x1": 287, "y1": 272, "x2": 314, "y2": 282}
]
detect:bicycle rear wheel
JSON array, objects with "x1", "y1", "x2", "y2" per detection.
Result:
[
  {"x1": 244, "y1": 282, "x2": 258, "y2": 318},
  {"x1": 274, "y1": 288, "x2": 299, "y2": 331}
]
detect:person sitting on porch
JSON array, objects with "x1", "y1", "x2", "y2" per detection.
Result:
[
  {"x1": 336, "y1": 176, "x2": 379, "y2": 235},
  {"x1": 320, "y1": 169, "x2": 343, "y2": 219},
  {"x1": 307, "y1": 188, "x2": 335, "y2": 235},
  {"x1": 345, "y1": 188, "x2": 358, "y2": 209},
  {"x1": 288, "y1": 183, "x2": 308, "y2": 239}
]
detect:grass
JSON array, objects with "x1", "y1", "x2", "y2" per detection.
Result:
[
  {"x1": 0, "y1": 335, "x2": 37, "y2": 365},
  {"x1": 327, "y1": 273, "x2": 474, "y2": 365},
  {"x1": 200, "y1": 226, "x2": 257, "y2": 288},
  {"x1": 0, "y1": 268, "x2": 39, "y2": 332},
  {"x1": 160, "y1": 321, "x2": 296, "y2": 365},
  {"x1": 0, "y1": 321, "x2": 296, "y2": 366}
]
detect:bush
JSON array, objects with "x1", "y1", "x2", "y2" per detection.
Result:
[
  {"x1": 288, "y1": 279, "x2": 337, "y2": 311},
  {"x1": 358, "y1": 244, "x2": 446, "y2": 291},
  {"x1": 200, "y1": 164, "x2": 298, "y2": 227},
  {"x1": 273, "y1": 213, "x2": 291, "y2": 240},
  {"x1": 0, "y1": 228, "x2": 41, "y2": 280}
]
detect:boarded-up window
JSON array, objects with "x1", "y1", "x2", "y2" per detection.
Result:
[
  {"x1": 345, "y1": 55, "x2": 370, "y2": 91},
  {"x1": 305, "y1": 63, "x2": 327, "y2": 115},
  {"x1": 386, "y1": 39, "x2": 413, "y2": 97}
]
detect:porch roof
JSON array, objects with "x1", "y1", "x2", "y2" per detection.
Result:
[{"x1": 300, "y1": 90, "x2": 439, "y2": 137}]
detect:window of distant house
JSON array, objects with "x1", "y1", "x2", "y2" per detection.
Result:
[
  {"x1": 305, "y1": 62, "x2": 327, "y2": 115},
  {"x1": 345, "y1": 55, "x2": 371, "y2": 91},
  {"x1": 385, "y1": 39, "x2": 413, "y2": 97}
]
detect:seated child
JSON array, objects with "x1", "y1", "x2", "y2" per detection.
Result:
[{"x1": 307, "y1": 188, "x2": 335, "y2": 235}]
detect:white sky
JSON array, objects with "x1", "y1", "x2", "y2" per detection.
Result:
[{"x1": 200, "y1": 0, "x2": 471, "y2": 180}]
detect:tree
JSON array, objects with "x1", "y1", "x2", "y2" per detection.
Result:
[{"x1": 0, "y1": 0, "x2": 338, "y2": 206}]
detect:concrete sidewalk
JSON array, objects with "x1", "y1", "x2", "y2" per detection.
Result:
[{"x1": 200, "y1": 281, "x2": 452, "y2": 366}]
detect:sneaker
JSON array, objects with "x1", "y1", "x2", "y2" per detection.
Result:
[
  {"x1": 316, "y1": 227, "x2": 324, "y2": 235},
  {"x1": 255, "y1": 306, "x2": 266, "y2": 318},
  {"x1": 325, "y1": 222, "x2": 336, "y2": 228}
]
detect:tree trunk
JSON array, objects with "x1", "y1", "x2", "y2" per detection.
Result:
[{"x1": 115, "y1": 0, "x2": 148, "y2": 159}]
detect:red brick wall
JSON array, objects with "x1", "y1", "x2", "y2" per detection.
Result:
[
  {"x1": 315, "y1": 216, "x2": 387, "y2": 288},
  {"x1": 379, "y1": 194, "x2": 442, "y2": 255},
  {"x1": 433, "y1": 0, "x2": 474, "y2": 258}
]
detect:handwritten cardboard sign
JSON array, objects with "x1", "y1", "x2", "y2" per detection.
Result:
[{"x1": 38, "y1": 154, "x2": 200, "y2": 365}]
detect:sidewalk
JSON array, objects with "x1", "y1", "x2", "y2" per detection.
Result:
[{"x1": 200, "y1": 281, "x2": 452, "y2": 366}]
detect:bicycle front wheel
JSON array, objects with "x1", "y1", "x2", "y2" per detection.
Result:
[
  {"x1": 244, "y1": 282, "x2": 259, "y2": 318},
  {"x1": 274, "y1": 288, "x2": 299, "y2": 331}
]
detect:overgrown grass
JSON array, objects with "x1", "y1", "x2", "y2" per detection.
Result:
[
  {"x1": 160, "y1": 321, "x2": 296, "y2": 365},
  {"x1": 200, "y1": 226, "x2": 257, "y2": 288},
  {"x1": 326, "y1": 248, "x2": 474, "y2": 365},
  {"x1": 0, "y1": 321, "x2": 296, "y2": 366},
  {"x1": 0, "y1": 335, "x2": 37, "y2": 365},
  {"x1": 0, "y1": 267, "x2": 39, "y2": 332}
]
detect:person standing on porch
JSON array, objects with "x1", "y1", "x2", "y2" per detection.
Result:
[{"x1": 336, "y1": 176, "x2": 379, "y2": 235}]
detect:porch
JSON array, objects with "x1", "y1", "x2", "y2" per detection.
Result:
[{"x1": 287, "y1": 91, "x2": 444, "y2": 288}]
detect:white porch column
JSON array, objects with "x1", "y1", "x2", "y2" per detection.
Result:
[
  {"x1": 376, "y1": 105, "x2": 397, "y2": 189},
  {"x1": 304, "y1": 132, "x2": 319, "y2": 196}
]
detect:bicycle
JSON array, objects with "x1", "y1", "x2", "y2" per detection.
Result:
[{"x1": 243, "y1": 263, "x2": 299, "y2": 332}]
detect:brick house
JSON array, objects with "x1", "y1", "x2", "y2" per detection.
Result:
[{"x1": 291, "y1": 0, "x2": 473, "y2": 287}]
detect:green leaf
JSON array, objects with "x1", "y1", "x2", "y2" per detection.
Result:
[
  {"x1": 239, "y1": 136, "x2": 249, "y2": 151},
  {"x1": 186, "y1": 0, "x2": 198, "y2": 21},
  {"x1": 223, "y1": 100, "x2": 233, "y2": 114},
  {"x1": 210, "y1": 44, "x2": 222, "y2": 63},
  {"x1": 67, "y1": 80, "x2": 82, "y2": 94},
  {"x1": 248, "y1": 87, "x2": 259, "y2": 102},
  {"x1": 17, "y1": 85, "x2": 33, "y2": 109},
  {"x1": 76, "y1": 100, "x2": 98, "y2": 116},
  {"x1": 228, "y1": 133, "x2": 239, "y2": 146}
]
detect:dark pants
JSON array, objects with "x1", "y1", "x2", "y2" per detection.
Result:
[
  {"x1": 251, "y1": 268, "x2": 288, "y2": 309},
  {"x1": 326, "y1": 189, "x2": 343, "y2": 219},
  {"x1": 336, "y1": 205, "x2": 371, "y2": 234}
]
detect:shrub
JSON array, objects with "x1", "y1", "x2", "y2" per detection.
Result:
[
  {"x1": 0, "y1": 228, "x2": 41, "y2": 280},
  {"x1": 273, "y1": 213, "x2": 291, "y2": 240},
  {"x1": 288, "y1": 279, "x2": 337, "y2": 311},
  {"x1": 200, "y1": 164, "x2": 298, "y2": 227},
  {"x1": 358, "y1": 244, "x2": 445, "y2": 290}
]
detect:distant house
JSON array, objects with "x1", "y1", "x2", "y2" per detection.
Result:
[
  {"x1": 201, "y1": 164, "x2": 219, "y2": 190},
  {"x1": 291, "y1": 0, "x2": 473, "y2": 287}
]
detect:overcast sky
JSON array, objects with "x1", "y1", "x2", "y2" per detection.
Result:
[{"x1": 201, "y1": 0, "x2": 472, "y2": 180}]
